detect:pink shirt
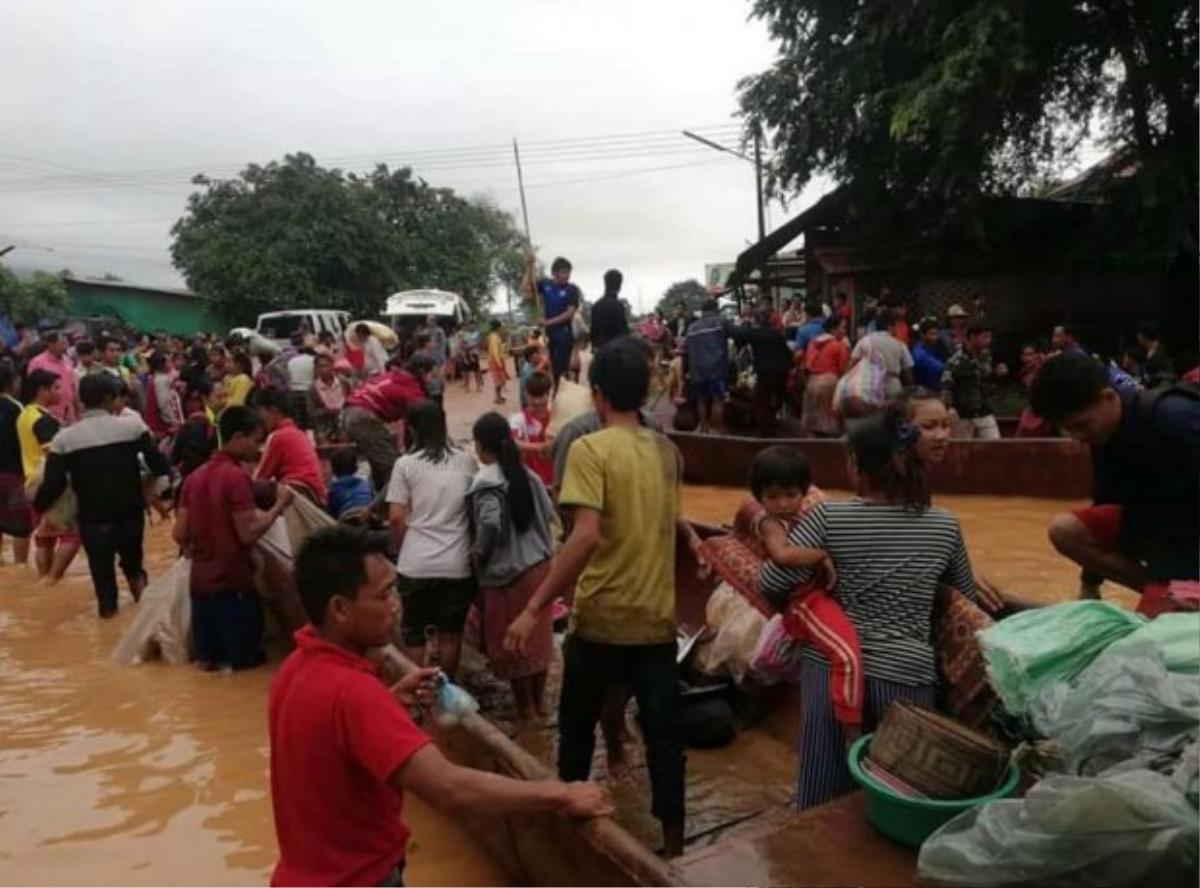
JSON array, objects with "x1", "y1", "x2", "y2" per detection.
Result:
[{"x1": 27, "y1": 351, "x2": 78, "y2": 425}]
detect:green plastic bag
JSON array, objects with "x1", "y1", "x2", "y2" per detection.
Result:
[
  {"x1": 1109, "y1": 613, "x2": 1200, "y2": 675},
  {"x1": 979, "y1": 601, "x2": 1145, "y2": 717}
]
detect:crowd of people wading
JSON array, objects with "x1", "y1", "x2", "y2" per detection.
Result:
[{"x1": 0, "y1": 250, "x2": 1196, "y2": 884}]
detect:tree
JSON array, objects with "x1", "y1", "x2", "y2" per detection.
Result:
[
  {"x1": 655, "y1": 279, "x2": 709, "y2": 317},
  {"x1": 171, "y1": 153, "x2": 526, "y2": 325},
  {"x1": 738, "y1": 2, "x2": 1198, "y2": 252},
  {"x1": 0, "y1": 265, "x2": 70, "y2": 325}
]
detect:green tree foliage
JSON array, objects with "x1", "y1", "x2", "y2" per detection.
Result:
[
  {"x1": 655, "y1": 278, "x2": 709, "y2": 317},
  {"x1": 0, "y1": 265, "x2": 70, "y2": 324},
  {"x1": 739, "y1": 2, "x2": 1198, "y2": 250},
  {"x1": 171, "y1": 153, "x2": 526, "y2": 324}
]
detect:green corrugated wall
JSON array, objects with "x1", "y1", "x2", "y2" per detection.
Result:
[{"x1": 65, "y1": 281, "x2": 224, "y2": 335}]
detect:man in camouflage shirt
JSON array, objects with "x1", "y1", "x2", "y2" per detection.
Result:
[{"x1": 941, "y1": 322, "x2": 1007, "y2": 439}]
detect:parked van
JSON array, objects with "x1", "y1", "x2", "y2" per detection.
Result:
[
  {"x1": 255, "y1": 310, "x2": 351, "y2": 347},
  {"x1": 382, "y1": 289, "x2": 472, "y2": 326}
]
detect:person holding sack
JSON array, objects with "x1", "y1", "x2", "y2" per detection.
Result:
[{"x1": 834, "y1": 332, "x2": 889, "y2": 420}]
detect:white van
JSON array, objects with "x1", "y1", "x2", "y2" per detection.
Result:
[
  {"x1": 382, "y1": 289, "x2": 472, "y2": 325},
  {"x1": 255, "y1": 310, "x2": 352, "y2": 348}
]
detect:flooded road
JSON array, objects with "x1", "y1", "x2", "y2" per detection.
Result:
[
  {"x1": 1, "y1": 379, "x2": 1120, "y2": 886},
  {"x1": 0, "y1": 521, "x2": 508, "y2": 886}
]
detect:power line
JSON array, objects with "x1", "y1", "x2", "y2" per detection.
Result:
[
  {"x1": 0, "y1": 151, "x2": 748, "y2": 238},
  {"x1": 0, "y1": 124, "x2": 745, "y2": 193}
]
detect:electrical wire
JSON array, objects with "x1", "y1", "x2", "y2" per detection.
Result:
[{"x1": 0, "y1": 124, "x2": 744, "y2": 194}]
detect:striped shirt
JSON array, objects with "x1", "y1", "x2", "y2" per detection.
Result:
[{"x1": 759, "y1": 499, "x2": 976, "y2": 686}]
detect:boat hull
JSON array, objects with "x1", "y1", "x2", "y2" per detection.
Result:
[{"x1": 668, "y1": 431, "x2": 1092, "y2": 498}]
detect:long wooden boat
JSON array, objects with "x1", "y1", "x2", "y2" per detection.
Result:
[
  {"x1": 667, "y1": 431, "x2": 1092, "y2": 498},
  {"x1": 119, "y1": 495, "x2": 984, "y2": 885},
  {"x1": 375, "y1": 521, "x2": 931, "y2": 887}
]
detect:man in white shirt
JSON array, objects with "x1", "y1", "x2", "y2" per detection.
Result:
[{"x1": 286, "y1": 348, "x2": 316, "y2": 429}]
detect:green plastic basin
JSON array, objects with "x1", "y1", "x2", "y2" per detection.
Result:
[{"x1": 847, "y1": 733, "x2": 1019, "y2": 848}]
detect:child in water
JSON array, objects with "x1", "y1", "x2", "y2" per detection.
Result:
[{"x1": 751, "y1": 446, "x2": 864, "y2": 728}]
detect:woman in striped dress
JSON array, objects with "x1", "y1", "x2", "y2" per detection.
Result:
[{"x1": 759, "y1": 404, "x2": 1001, "y2": 809}]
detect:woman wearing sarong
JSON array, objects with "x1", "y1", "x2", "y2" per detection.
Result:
[
  {"x1": 802, "y1": 316, "x2": 850, "y2": 437},
  {"x1": 468, "y1": 412, "x2": 556, "y2": 721}
]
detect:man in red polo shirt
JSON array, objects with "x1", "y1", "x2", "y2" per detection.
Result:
[
  {"x1": 173, "y1": 405, "x2": 294, "y2": 670},
  {"x1": 254, "y1": 387, "x2": 328, "y2": 504},
  {"x1": 270, "y1": 525, "x2": 613, "y2": 887}
]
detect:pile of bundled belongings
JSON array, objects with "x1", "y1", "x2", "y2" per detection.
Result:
[{"x1": 917, "y1": 602, "x2": 1200, "y2": 888}]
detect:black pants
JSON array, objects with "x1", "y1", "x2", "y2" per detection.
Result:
[
  {"x1": 548, "y1": 335, "x2": 573, "y2": 384},
  {"x1": 558, "y1": 635, "x2": 685, "y2": 823},
  {"x1": 191, "y1": 589, "x2": 265, "y2": 670},
  {"x1": 79, "y1": 515, "x2": 146, "y2": 616}
]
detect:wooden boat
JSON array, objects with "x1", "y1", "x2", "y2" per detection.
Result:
[
  {"x1": 118, "y1": 494, "x2": 994, "y2": 885},
  {"x1": 667, "y1": 430, "x2": 1092, "y2": 498},
  {"x1": 372, "y1": 519, "x2": 982, "y2": 886}
]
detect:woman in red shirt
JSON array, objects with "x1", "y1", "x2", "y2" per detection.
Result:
[{"x1": 802, "y1": 316, "x2": 851, "y2": 437}]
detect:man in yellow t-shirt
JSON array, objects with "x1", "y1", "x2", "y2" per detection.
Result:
[
  {"x1": 17, "y1": 369, "x2": 62, "y2": 482},
  {"x1": 505, "y1": 337, "x2": 702, "y2": 858}
]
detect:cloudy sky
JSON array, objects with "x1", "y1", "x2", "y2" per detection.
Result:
[{"x1": 0, "y1": 0, "x2": 833, "y2": 315}]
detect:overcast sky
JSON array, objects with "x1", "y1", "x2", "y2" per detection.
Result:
[{"x1": 0, "y1": 0, "x2": 834, "y2": 315}]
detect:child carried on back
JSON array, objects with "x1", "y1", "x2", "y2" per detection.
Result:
[
  {"x1": 750, "y1": 446, "x2": 864, "y2": 728},
  {"x1": 326, "y1": 448, "x2": 374, "y2": 526}
]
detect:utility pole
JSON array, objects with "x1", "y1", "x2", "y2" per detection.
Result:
[
  {"x1": 753, "y1": 128, "x2": 765, "y2": 242},
  {"x1": 512, "y1": 138, "x2": 532, "y2": 247},
  {"x1": 682, "y1": 129, "x2": 766, "y2": 242},
  {"x1": 512, "y1": 138, "x2": 534, "y2": 319}
]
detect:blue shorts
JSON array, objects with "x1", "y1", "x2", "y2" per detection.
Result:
[{"x1": 691, "y1": 378, "x2": 727, "y2": 400}]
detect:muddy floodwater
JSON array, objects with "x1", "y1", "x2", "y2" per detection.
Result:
[{"x1": 1, "y1": 476, "x2": 1117, "y2": 885}]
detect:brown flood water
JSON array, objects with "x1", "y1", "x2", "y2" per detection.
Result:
[
  {"x1": 0, "y1": 521, "x2": 507, "y2": 887},
  {"x1": 0, "y1": 394, "x2": 1128, "y2": 887}
]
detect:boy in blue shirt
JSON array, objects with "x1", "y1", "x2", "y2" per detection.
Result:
[
  {"x1": 528, "y1": 255, "x2": 581, "y2": 387},
  {"x1": 911, "y1": 317, "x2": 946, "y2": 391}
]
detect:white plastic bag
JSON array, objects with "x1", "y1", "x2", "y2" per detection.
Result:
[
  {"x1": 111, "y1": 557, "x2": 192, "y2": 666},
  {"x1": 749, "y1": 613, "x2": 804, "y2": 684},
  {"x1": 692, "y1": 583, "x2": 766, "y2": 683},
  {"x1": 1030, "y1": 642, "x2": 1199, "y2": 776},
  {"x1": 917, "y1": 768, "x2": 1199, "y2": 887},
  {"x1": 434, "y1": 679, "x2": 479, "y2": 727}
]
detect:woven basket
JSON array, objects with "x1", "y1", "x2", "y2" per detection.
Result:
[{"x1": 869, "y1": 701, "x2": 1009, "y2": 799}]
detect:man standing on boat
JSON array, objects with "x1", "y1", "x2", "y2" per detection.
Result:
[
  {"x1": 269, "y1": 525, "x2": 612, "y2": 887},
  {"x1": 506, "y1": 337, "x2": 703, "y2": 858},
  {"x1": 685, "y1": 298, "x2": 733, "y2": 434},
  {"x1": 525, "y1": 254, "x2": 581, "y2": 389},
  {"x1": 940, "y1": 322, "x2": 1006, "y2": 440}
]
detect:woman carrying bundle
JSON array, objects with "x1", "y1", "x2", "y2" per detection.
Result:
[{"x1": 759, "y1": 403, "x2": 1003, "y2": 809}]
